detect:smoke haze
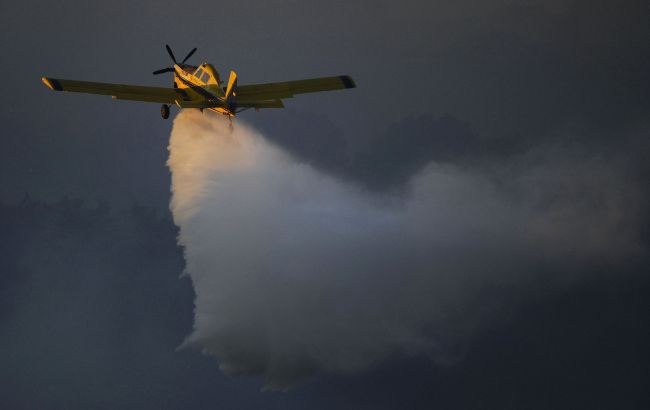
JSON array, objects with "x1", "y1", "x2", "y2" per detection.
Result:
[{"x1": 167, "y1": 110, "x2": 644, "y2": 389}]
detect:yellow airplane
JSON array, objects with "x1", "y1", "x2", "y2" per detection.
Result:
[{"x1": 42, "y1": 45, "x2": 356, "y2": 121}]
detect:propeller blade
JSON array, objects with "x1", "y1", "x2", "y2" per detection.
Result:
[
  {"x1": 153, "y1": 67, "x2": 174, "y2": 75},
  {"x1": 165, "y1": 45, "x2": 177, "y2": 63},
  {"x1": 181, "y1": 47, "x2": 197, "y2": 64}
]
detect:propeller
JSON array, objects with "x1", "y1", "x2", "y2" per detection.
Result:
[
  {"x1": 153, "y1": 45, "x2": 198, "y2": 75},
  {"x1": 153, "y1": 67, "x2": 174, "y2": 75},
  {"x1": 165, "y1": 45, "x2": 177, "y2": 64},
  {"x1": 181, "y1": 47, "x2": 197, "y2": 64}
]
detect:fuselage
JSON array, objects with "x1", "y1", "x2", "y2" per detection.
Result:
[{"x1": 173, "y1": 63, "x2": 233, "y2": 116}]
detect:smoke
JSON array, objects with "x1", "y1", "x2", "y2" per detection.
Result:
[{"x1": 167, "y1": 110, "x2": 644, "y2": 389}]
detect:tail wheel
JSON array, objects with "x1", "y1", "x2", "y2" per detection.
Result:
[{"x1": 161, "y1": 104, "x2": 170, "y2": 119}]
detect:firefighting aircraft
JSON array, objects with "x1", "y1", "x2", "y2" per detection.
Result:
[{"x1": 42, "y1": 45, "x2": 356, "y2": 122}]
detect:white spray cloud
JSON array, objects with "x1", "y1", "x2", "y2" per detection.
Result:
[{"x1": 167, "y1": 110, "x2": 642, "y2": 389}]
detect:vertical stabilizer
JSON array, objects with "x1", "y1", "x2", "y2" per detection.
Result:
[{"x1": 225, "y1": 70, "x2": 238, "y2": 100}]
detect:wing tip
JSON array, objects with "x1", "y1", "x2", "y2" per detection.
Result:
[
  {"x1": 339, "y1": 75, "x2": 356, "y2": 89},
  {"x1": 42, "y1": 77, "x2": 62, "y2": 91}
]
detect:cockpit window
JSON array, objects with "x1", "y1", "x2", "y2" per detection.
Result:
[
  {"x1": 195, "y1": 68, "x2": 204, "y2": 78},
  {"x1": 202, "y1": 73, "x2": 210, "y2": 83}
]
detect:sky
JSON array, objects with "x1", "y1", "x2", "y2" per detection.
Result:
[{"x1": 0, "y1": 0, "x2": 649, "y2": 409}]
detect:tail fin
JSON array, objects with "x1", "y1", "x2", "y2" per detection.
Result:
[{"x1": 225, "y1": 70, "x2": 237, "y2": 100}]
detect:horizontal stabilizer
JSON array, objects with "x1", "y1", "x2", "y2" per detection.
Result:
[
  {"x1": 238, "y1": 99, "x2": 285, "y2": 109},
  {"x1": 174, "y1": 99, "x2": 222, "y2": 109}
]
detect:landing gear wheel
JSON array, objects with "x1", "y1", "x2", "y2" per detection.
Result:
[{"x1": 161, "y1": 104, "x2": 170, "y2": 119}]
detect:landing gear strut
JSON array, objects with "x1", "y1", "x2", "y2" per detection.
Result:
[{"x1": 161, "y1": 104, "x2": 170, "y2": 119}]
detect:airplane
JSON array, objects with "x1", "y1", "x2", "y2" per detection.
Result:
[{"x1": 42, "y1": 45, "x2": 356, "y2": 123}]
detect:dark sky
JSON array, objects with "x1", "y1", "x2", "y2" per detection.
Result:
[{"x1": 1, "y1": 0, "x2": 649, "y2": 409}]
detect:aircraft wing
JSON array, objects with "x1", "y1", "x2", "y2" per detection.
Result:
[
  {"x1": 41, "y1": 77, "x2": 187, "y2": 104},
  {"x1": 235, "y1": 75, "x2": 355, "y2": 102}
]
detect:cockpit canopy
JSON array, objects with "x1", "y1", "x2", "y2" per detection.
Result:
[{"x1": 193, "y1": 64, "x2": 220, "y2": 84}]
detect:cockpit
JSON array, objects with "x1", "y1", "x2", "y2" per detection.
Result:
[
  {"x1": 193, "y1": 64, "x2": 220, "y2": 84},
  {"x1": 194, "y1": 67, "x2": 209, "y2": 82}
]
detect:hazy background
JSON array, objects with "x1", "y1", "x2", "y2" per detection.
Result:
[{"x1": 0, "y1": 0, "x2": 648, "y2": 408}]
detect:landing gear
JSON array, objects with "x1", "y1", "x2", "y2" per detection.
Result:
[
  {"x1": 228, "y1": 117, "x2": 234, "y2": 132},
  {"x1": 161, "y1": 104, "x2": 170, "y2": 119}
]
